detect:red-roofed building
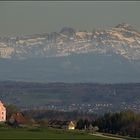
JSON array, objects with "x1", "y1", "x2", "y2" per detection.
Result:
[{"x1": 9, "y1": 112, "x2": 26, "y2": 125}]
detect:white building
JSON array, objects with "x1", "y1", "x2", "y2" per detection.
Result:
[
  {"x1": 0, "y1": 101, "x2": 6, "y2": 122},
  {"x1": 68, "y1": 121, "x2": 75, "y2": 130}
]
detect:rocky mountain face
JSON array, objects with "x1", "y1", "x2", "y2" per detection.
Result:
[
  {"x1": 0, "y1": 23, "x2": 140, "y2": 61},
  {"x1": 0, "y1": 23, "x2": 140, "y2": 83}
]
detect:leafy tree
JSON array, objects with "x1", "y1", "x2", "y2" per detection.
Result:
[{"x1": 76, "y1": 119, "x2": 85, "y2": 130}]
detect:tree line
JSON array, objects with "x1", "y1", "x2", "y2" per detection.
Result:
[{"x1": 76, "y1": 110, "x2": 140, "y2": 138}]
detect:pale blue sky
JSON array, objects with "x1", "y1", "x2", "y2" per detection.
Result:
[{"x1": 0, "y1": 1, "x2": 140, "y2": 36}]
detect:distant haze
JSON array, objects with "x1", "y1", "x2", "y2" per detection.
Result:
[{"x1": 0, "y1": 1, "x2": 140, "y2": 36}]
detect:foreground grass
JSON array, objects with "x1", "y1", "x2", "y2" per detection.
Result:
[{"x1": 0, "y1": 127, "x2": 114, "y2": 139}]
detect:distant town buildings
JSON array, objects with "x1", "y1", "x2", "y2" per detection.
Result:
[{"x1": 0, "y1": 100, "x2": 6, "y2": 122}]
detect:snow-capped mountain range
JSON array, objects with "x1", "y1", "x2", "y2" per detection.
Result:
[
  {"x1": 1, "y1": 23, "x2": 140, "y2": 61},
  {"x1": 0, "y1": 23, "x2": 140, "y2": 83}
]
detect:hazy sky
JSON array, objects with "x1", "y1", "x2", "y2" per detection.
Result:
[{"x1": 0, "y1": 1, "x2": 140, "y2": 36}]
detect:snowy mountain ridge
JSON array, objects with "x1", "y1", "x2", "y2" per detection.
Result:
[{"x1": 0, "y1": 23, "x2": 140, "y2": 60}]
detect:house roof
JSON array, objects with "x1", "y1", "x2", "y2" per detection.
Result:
[
  {"x1": 10, "y1": 112, "x2": 27, "y2": 124},
  {"x1": 68, "y1": 121, "x2": 75, "y2": 127}
]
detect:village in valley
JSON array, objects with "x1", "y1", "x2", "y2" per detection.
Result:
[
  {"x1": 0, "y1": 100, "x2": 99, "y2": 133},
  {"x1": 0, "y1": 83, "x2": 140, "y2": 139},
  {"x1": 1, "y1": 99, "x2": 140, "y2": 140}
]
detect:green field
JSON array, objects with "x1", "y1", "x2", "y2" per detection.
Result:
[{"x1": 0, "y1": 127, "x2": 114, "y2": 139}]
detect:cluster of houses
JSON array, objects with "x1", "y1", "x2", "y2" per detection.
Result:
[
  {"x1": 0, "y1": 100, "x2": 76, "y2": 130},
  {"x1": 0, "y1": 100, "x2": 99, "y2": 132}
]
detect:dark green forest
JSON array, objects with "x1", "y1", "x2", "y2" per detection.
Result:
[{"x1": 76, "y1": 110, "x2": 140, "y2": 138}]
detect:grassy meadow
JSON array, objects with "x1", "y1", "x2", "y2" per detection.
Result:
[{"x1": 0, "y1": 127, "x2": 114, "y2": 139}]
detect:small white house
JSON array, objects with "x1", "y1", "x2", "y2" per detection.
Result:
[
  {"x1": 0, "y1": 100, "x2": 6, "y2": 122},
  {"x1": 68, "y1": 121, "x2": 75, "y2": 130}
]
